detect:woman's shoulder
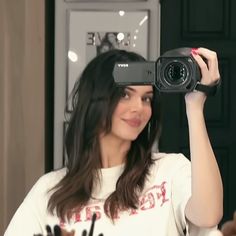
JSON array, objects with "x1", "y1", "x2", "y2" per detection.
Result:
[
  {"x1": 38, "y1": 167, "x2": 66, "y2": 185},
  {"x1": 152, "y1": 152, "x2": 189, "y2": 163},
  {"x1": 28, "y1": 168, "x2": 67, "y2": 196},
  {"x1": 144, "y1": 152, "x2": 191, "y2": 191},
  {"x1": 151, "y1": 152, "x2": 191, "y2": 175},
  {"x1": 40, "y1": 167, "x2": 66, "y2": 180}
]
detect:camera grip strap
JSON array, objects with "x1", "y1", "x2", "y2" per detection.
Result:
[{"x1": 194, "y1": 80, "x2": 221, "y2": 96}]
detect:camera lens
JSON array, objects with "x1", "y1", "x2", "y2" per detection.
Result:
[{"x1": 164, "y1": 61, "x2": 188, "y2": 85}]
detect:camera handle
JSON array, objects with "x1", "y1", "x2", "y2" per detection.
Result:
[{"x1": 194, "y1": 79, "x2": 221, "y2": 96}]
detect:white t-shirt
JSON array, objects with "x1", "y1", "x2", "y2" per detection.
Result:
[{"x1": 4, "y1": 153, "x2": 216, "y2": 236}]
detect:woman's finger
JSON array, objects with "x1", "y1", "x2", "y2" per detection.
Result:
[
  {"x1": 53, "y1": 225, "x2": 61, "y2": 236},
  {"x1": 197, "y1": 47, "x2": 220, "y2": 80},
  {"x1": 46, "y1": 225, "x2": 53, "y2": 236}
]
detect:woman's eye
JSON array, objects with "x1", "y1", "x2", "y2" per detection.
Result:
[
  {"x1": 121, "y1": 91, "x2": 130, "y2": 99},
  {"x1": 142, "y1": 96, "x2": 153, "y2": 103}
]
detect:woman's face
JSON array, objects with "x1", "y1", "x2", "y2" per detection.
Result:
[{"x1": 109, "y1": 85, "x2": 153, "y2": 142}]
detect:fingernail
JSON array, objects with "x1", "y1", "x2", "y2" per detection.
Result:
[{"x1": 191, "y1": 48, "x2": 198, "y2": 55}]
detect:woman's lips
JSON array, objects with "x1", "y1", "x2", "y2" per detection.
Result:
[{"x1": 123, "y1": 118, "x2": 142, "y2": 127}]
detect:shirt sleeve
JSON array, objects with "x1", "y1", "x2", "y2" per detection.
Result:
[
  {"x1": 187, "y1": 223, "x2": 218, "y2": 236},
  {"x1": 171, "y1": 154, "x2": 218, "y2": 236}
]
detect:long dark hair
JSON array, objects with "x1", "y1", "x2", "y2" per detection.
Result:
[{"x1": 48, "y1": 49, "x2": 162, "y2": 220}]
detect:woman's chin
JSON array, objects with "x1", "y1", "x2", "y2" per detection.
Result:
[{"x1": 121, "y1": 133, "x2": 140, "y2": 141}]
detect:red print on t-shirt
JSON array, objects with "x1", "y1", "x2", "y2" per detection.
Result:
[{"x1": 60, "y1": 181, "x2": 169, "y2": 225}]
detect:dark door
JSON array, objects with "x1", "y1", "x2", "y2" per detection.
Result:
[{"x1": 159, "y1": 0, "x2": 236, "y2": 225}]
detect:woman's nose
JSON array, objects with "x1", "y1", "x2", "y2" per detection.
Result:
[{"x1": 130, "y1": 98, "x2": 143, "y2": 111}]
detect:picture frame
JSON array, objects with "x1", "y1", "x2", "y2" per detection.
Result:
[{"x1": 66, "y1": 10, "x2": 149, "y2": 112}]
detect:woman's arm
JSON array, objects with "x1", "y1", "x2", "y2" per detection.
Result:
[{"x1": 184, "y1": 47, "x2": 223, "y2": 227}]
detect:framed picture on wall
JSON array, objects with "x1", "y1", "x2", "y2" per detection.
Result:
[{"x1": 66, "y1": 10, "x2": 149, "y2": 112}]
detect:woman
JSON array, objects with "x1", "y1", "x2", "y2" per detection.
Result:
[{"x1": 4, "y1": 48, "x2": 223, "y2": 236}]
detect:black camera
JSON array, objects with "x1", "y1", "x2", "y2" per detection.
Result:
[{"x1": 113, "y1": 47, "x2": 201, "y2": 93}]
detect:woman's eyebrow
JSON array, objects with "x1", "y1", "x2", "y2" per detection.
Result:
[
  {"x1": 145, "y1": 91, "x2": 154, "y2": 95},
  {"x1": 125, "y1": 86, "x2": 153, "y2": 94}
]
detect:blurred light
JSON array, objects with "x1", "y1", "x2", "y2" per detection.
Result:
[
  {"x1": 117, "y1": 32, "x2": 125, "y2": 41},
  {"x1": 139, "y1": 15, "x2": 148, "y2": 26},
  {"x1": 119, "y1": 11, "x2": 125, "y2": 16},
  {"x1": 135, "y1": 29, "x2": 139, "y2": 33},
  {"x1": 134, "y1": 35, "x2": 137, "y2": 40},
  {"x1": 133, "y1": 44, "x2": 136, "y2": 47},
  {"x1": 68, "y1": 50, "x2": 78, "y2": 62}
]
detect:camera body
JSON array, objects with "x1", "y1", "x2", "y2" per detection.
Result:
[{"x1": 113, "y1": 47, "x2": 201, "y2": 93}]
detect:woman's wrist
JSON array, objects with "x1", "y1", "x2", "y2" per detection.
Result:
[{"x1": 185, "y1": 103, "x2": 205, "y2": 118}]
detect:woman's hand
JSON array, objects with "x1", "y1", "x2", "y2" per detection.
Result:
[
  {"x1": 210, "y1": 212, "x2": 236, "y2": 236},
  {"x1": 221, "y1": 211, "x2": 236, "y2": 236},
  {"x1": 33, "y1": 213, "x2": 103, "y2": 236},
  {"x1": 185, "y1": 47, "x2": 221, "y2": 112},
  {"x1": 33, "y1": 225, "x2": 75, "y2": 236},
  {"x1": 60, "y1": 228, "x2": 75, "y2": 236}
]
